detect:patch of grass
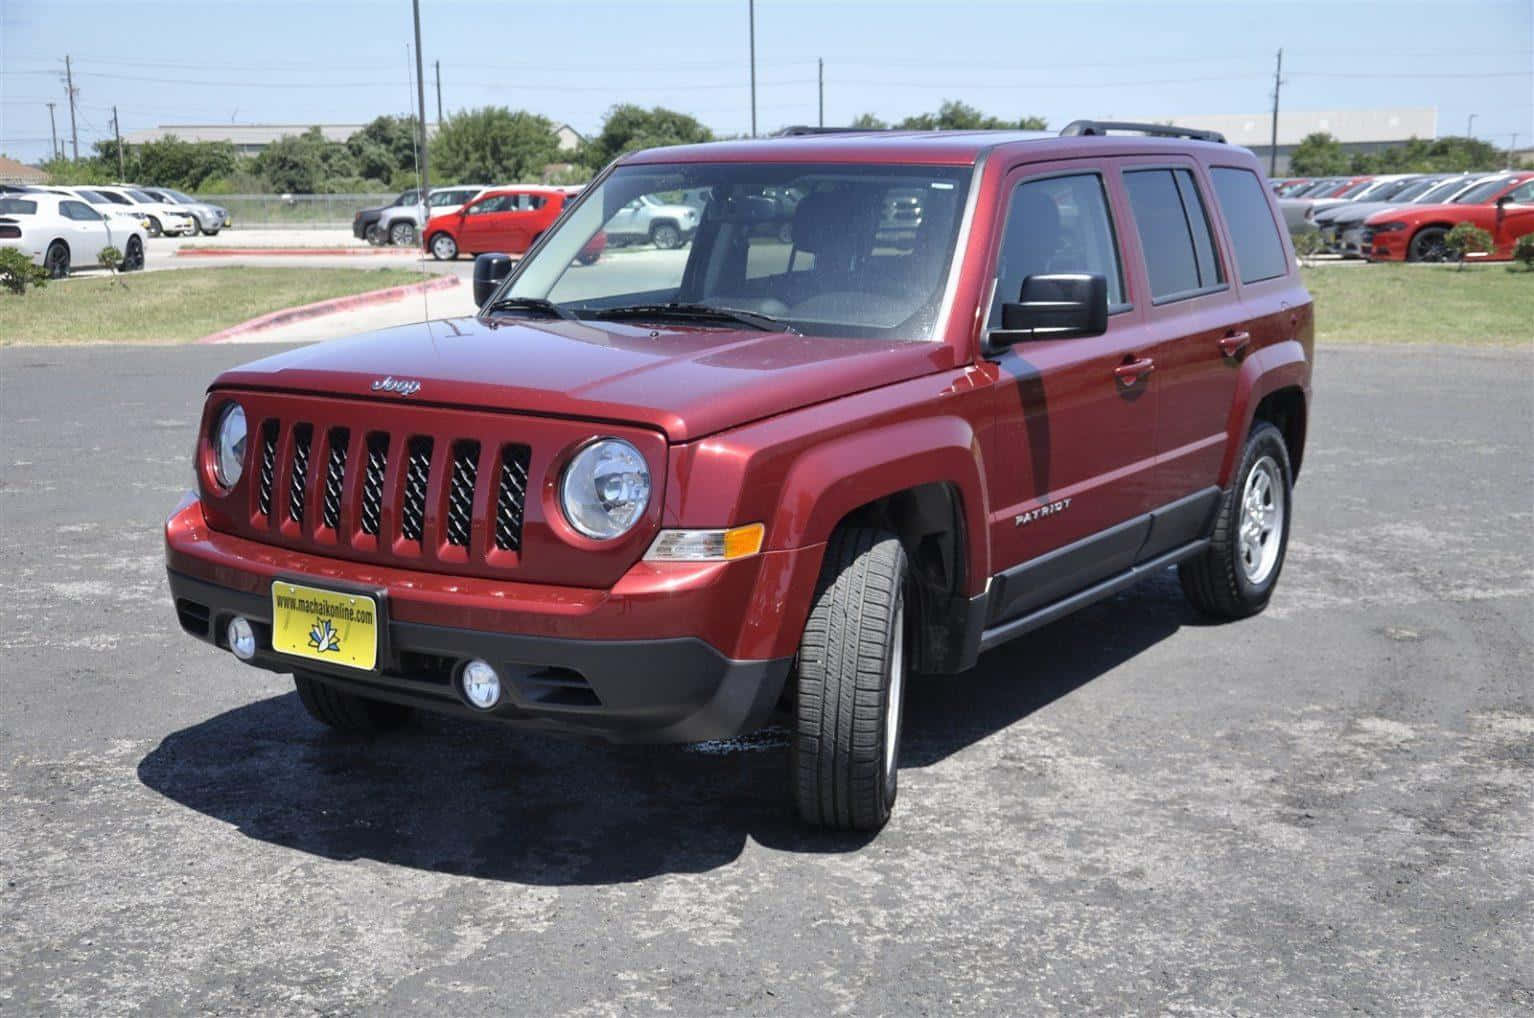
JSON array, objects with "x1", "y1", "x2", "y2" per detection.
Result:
[
  {"x1": 1301, "y1": 263, "x2": 1534, "y2": 347},
  {"x1": 0, "y1": 266, "x2": 428, "y2": 345}
]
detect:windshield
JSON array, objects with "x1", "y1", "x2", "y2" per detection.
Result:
[
  {"x1": 1454, "y1": 177, "x2": 1514, "y2": 204},
  {"x1": 1389, "y1": 179, "x2": 1437, "y2": 202},
  {"x1": 1338, "y1": 179, "x2": 1376, "y2": 198},
  {"x1": 498, "y1": 162, "x2": 973, "y2": 341},
  {"x1": 162, "y1": 188, "x2": 194, "y2": 203},
  {"x1": 1367, "y1": 178, "x2": 1416, "y2": 200},
  {"x1": 127, "y1": 189, "x2": 158, "y2": 204},
  {"x1": 1416, "y1": 178, "x2": 1472, "y2": 203}
]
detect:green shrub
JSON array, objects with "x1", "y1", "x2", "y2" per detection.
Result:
[
  {"x1": 1445, "y1": 222, "x2": 1494, "y2": 270},
  {"x1": 1291, "y1": 230, "x2": 1327, "y2": 262},
  {"x1": 0, "y1": 248, "x2": 49, "y2": 294},
  {"x1": 98, "y1": 245, "x2": 127, "y2": 288},
  {"x1": 1514, "y1": 233, "x2": 1534, "y2": 271}
]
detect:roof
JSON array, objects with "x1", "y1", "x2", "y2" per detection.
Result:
[
  {"x1": 1116, "y1": 109, "x2": 1438, "y2": 147},
  {"x1": 623, "y1": 129, "x2": 1237, "y2": 166},
  {"x1": 0, "y1": 156, "x2": 48, "y2": 184}
]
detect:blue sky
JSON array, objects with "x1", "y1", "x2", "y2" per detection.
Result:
[{"x1": 2, "y1": 0, "x2": 1531, "y2": 164}]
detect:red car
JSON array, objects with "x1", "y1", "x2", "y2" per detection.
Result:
[
  {"x1": 1363, "y1": 172, "x2": 1534, "y2": 262},
  {"x1": 166, "y1": 121, "x2": 1312, "y2": 830},
  {"x1": 424, "y1": 186, "x2": 604, "y2": 263}
]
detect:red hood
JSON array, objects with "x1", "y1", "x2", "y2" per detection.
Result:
[{"x1": 210, "y1": 315, "x2": 955, "y2": 442}]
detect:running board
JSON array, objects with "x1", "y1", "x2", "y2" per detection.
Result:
[{"x1": 978, "y1": 539, "x2": 1209, "y2": 654}]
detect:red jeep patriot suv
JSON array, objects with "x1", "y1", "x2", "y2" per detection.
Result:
[{"x1": 166, "y1": 121, "x2": 1313, "y2": 831}]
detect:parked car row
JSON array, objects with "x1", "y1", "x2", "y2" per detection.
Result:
[
  {"x1": 1271, "y1": 171, "x2": 1534, "y2": 262},
  {"x1": 0, "y1": 190, "x2": 148, "y2": 277}
]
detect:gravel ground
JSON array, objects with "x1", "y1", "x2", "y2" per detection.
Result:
[{"x1": 1, "y1": 342, "x2": 1530, "y2": 1016}]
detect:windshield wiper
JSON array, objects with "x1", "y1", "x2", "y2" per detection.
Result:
[
  {"x1": 580, "y1": 302, "x2": 798, "y2": 334},
  {"x1": 483, "y1": 296, "x2": 576, "y2": 321}
]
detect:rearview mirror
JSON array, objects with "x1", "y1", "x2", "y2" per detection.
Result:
[
  {"x1": 988, "y1": 273, "x2": 1108, "y2": 350},
  {"x1": 473, "y1": 252, "x2": 514, "y2": 308}
]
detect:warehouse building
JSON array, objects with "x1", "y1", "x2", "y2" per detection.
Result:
[{"x1": 1120, "y1": 108, "x2": 1438, "y2": 173}]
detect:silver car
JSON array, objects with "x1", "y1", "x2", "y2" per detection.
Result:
[
  {"x1": 141, "y1": 187, "x2": 230, "y2": 235},
  {"x1": 603, "y1": 194, "x2": 700, "y2": 249}
]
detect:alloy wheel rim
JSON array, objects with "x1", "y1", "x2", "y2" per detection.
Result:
[
  {"x1": 1238, "y1": 455, "x2": 1284, "y2": 585},
  {"x1": 655, "y1": 226, "x2": 678, "y2": 248},
  {"x1": 433, "y1": 236, "x2": 454, "y2": 259},
  {"x1": 884, "y1": 597, "x2": 906, "y2": 779}
]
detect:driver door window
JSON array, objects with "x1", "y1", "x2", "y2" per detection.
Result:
[{"x1": 988, "y1": 173, "x2": 1125, "y2": 329}]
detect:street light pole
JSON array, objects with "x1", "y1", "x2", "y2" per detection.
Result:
[{"x1": 411, "y1": 0, "x2": 429, "y2": 199}]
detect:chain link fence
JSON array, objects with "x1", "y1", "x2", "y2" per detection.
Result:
[{"x1": 193, "y1": 193, "x2": 395, "y2": 229}]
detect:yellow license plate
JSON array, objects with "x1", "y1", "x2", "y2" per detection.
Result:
[{"x1": 271, "y1": 581, "x2": 379, "y2": 671}]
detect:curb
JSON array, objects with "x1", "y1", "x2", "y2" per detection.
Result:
[
  {"x1": 177, "y1": 246, "x2": 417, "y2": 257},
  {"x1": 198, "y1": 274, "x2": 460, "y2": 344}
]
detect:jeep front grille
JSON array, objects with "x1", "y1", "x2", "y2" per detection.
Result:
[
  {"x1": 400, "y1": 437, "x2": 433, "y2": 544},
  {"x1": 321, "y1": 428, "x2": 349, "y2": 531},
  {"x1": 445, "y1": 441, "x2": 480, "y2": 548},
  {"x1": 495, "y1": 445, "x2": 531, "y2": 552},
  {"x1": 359, "y1": 434, "x2": 388, "y2": 537},
  {"x1": 256, "y1": 421, "x2": 278, "y2": 518},
  {"x1": 287, "y1": 424, "x2": 312, "y2": 525}
]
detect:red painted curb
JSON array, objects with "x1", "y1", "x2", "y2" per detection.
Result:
[
  {"x1": 198, "y1": 275, "x2": 460, "y2": 344},
  {"x1": 177, "y1": 246, "x2": 416, "y2": 257}
]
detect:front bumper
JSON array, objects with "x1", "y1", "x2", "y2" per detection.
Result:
[{"x1": 165, "y1": 498, "x2": 803, "y2": 743}]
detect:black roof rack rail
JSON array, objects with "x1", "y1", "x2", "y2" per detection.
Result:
[
  {"x1": 1059, "y1": 120, "x2": 1226, "y2": 144},
  {"x1": 773, "y1": 125, "x2": 886, "y2": 137}
]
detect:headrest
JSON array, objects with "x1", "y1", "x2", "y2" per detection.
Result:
[{"x1": 791, "y1": 190, "x2": 881, "y2": 255}]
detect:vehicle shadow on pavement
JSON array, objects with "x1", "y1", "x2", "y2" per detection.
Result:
[{"x1": 137, "y1": 571, "x2": 1204, "y2": 885}]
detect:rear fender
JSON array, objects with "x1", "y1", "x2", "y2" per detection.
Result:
[{"x1": 1219, "y1": 339, "x2": 1311, "y2": 486}]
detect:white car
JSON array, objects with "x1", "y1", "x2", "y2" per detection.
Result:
[
  {"x1": 37, "y1": 186, "x2": 153, "y2": 231},
  {"x1": 0, "y1": 191, "x2": 147, "y2": 277},
  {"x1": 375, "y1": 185, "x2": 488, "y2": 247},
  {"x1": 91, "y1": 186, "x2": 197, "y2": 237}
]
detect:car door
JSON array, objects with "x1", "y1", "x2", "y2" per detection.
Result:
[
  {"x1": 458, "y1": 194, "x2": 512, "y2": 251},
  {"x1": 1492, "y1": 179, "x2": 1534, "y2": 256},
  {"x1": 1115, "y1": 160, "x2": 1249, "y2": 549},
  {"x1": 59, "y1": 200, "x2": 111, "y2": 264},
  {"x1": 981, "y1": 163, "x2": 1161, "y2": 625}
]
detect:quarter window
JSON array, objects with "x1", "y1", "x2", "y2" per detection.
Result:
[
  {"x1": 988, "y1": 172, "x2": 1125, "y2": 328},
  {"x1": 1124, "y1": 168, "x2": 1225, "y2": 301},
  {"x1": 1210, "y1": 167, "x2": 1290, "y2": 284}
]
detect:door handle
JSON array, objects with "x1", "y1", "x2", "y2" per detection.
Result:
[
  {"x1": 1219, "y1": 331, "x2": 1252, "y2": 359},
  {"x1": 1114, "y1": 357, "x2": 1155, "y2": 386}
]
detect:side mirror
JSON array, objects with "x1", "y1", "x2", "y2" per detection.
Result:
[
  {"x1": 473, "y1": 252, "x2": 514, "y2": 308},
  {"x1": 989, "y1": 273, "x2": 1108, "y2": 350}
]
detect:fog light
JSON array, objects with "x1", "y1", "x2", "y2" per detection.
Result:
[
  {"x1": 460, "y1": 659, "x2": 502, "y2": 709},
  {"x1": 227, "y1": 616, "x2": 256, "y2": 661}
]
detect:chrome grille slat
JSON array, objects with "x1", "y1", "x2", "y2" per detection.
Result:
[
  {"x1": 494, "y1": 445, "x2": 532, "y2": 552},
  {"x1": 445, "y1": 441, "x2": 480, "y2": 548},
  {"x1": 400, "y1": 437, "x2": 433, "y2": 543},
  {"x1": 321, "y1": 428, "x2": 349, "y2": 531},
  {"x1": 288, "y1": 424, "x2": 312, "y2": 524},
  {"x1": 359, "y1": 434, "x2": 388, "y2": 537},
  {"x1": 256, "y1": 422, "x2": 277, "y2": 517}
]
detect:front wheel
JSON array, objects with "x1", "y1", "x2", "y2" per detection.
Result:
[
  {"x1": 365, "y1": 224, "x2": 384, "y2": 246},
  {"x1": 145, "y1": 216, "x2": 162, "y2": 238},
  {"x1": 792, "y1": 527, "x2": 910, "y2": 831},
  {"x1": 44, "y1": 241, "x2": 70, "y2": 279},
  {"x1": 649, "y1": 222, "x2": 682, "y2": 250},
  {"x1": 388, "y1": 221, "x2": 417, "y2": 247},
  {"x1": 122, "y1": 235, "x2": 144, "y2": 271},
  {"x1": 293, "y1": 672, "x2": 413, "y2": 734},
  {"x1": 1179, "y1": 422, "x2": 1293, "y2": 619},
  {"x1": 429, "y1": 232, "x2": 458, "y2": 261},
  {"x1": 1407, "y1": 226, "x2": 1452, "y2": 263}
]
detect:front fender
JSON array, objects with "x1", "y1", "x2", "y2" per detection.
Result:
[{"x1": 1219, "y1": 338, "x2": 1312, "y2": 486}]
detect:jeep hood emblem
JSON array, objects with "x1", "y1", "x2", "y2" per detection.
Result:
[{"x1": 372, "y1": 376, "x2": 422, "y2": 397}]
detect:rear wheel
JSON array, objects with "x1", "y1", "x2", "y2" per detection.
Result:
[
  {"x1": 429, "y1": 232, "x2": 458, "y2": 261},
  {"x1": 1407, "y1": 226, "x2": 1452, "y2": 263},
  {"x1": 649, "y1": 222, "x2": 682, "y2": 250},
  {"x1": 293, "y1": 672, "x2": 413, "y2": 734},
  {"x1": 44, "y1": 241, "x2": 70, "y2": 279},
  {"x1": 122, "y1": 236, "x2": 144, "y2": 271},
  {"x1": 389, "y1": 221, "x2": 417, "y2": 247},
  {"x1": 791, "y1": 527, "x2": 910, "y2": 831}
]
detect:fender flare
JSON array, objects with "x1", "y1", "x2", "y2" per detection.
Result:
[
  {"x1": 769, "y1": 415, "x2": 992, "y2": 597},
  {"x1": 1218, "y1": 339, "x2": 1311, "y2": 485}
]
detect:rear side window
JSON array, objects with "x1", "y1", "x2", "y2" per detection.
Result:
[
  {"x1": 0, "y1": 198, "x2": 38, "y2": 214},
  {"x1": 1124, "y1": 168, "x2": 1224, "y2": 302},
  {"x1": 1210, "y1": 167, "x2": 1289, "y2": 284}
]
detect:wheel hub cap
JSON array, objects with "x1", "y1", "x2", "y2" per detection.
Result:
[{"x1": 1238, "y1": 455, "x2": 1284, "y2": 585}]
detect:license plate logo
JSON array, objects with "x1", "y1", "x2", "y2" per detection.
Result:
[{"x1": 271, "y1": 582, "x2": 379, "y2": 671}]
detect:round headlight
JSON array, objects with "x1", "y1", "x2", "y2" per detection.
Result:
[
  {"x1": 213, "y1": 402, "x2": 247, "y2": 489},
  {"x1": 559, "y1": 438, "x2": 650, "y2": 540}
]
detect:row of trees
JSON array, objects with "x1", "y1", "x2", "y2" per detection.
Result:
[
  {"x1": 1288, "y1": 133, "x2": 1510, "y2": 176},
  {"x1": 36, "y1": 100, "x2": 1042, "y2": 195}
]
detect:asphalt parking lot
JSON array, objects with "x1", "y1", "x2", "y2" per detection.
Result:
[{"x1": 1, "y1": 341, "x2": 1531, "y2": 1015}]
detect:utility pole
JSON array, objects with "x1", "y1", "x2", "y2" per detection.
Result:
[
  {"x1": 47, "y1": 102, "x2": 59, "y2": 160},
  {"x1": 818, "y1": 58, "x2": 824, "y2": 128},
  {"x1": 111, "y1": 106, "x2": 125, "y2": 179},
  {"x1": 64, "y1": 54, "x2": 79, "y2": 160},
  {"x1": 1268, "y1": 48, "x2": 1282, "y2": 177},
  {"x1": 1466, "y1": 113, "x2": 1477, "y2": 139},
  {"x1": 435, "y1": 60, "x2": 442, "y2": 125},
  {"x1": 411, "y1": 0, "x2": 429, "y2": 198},
  {"x1": 1510, "y1": 133, "x2": 1520, "y2": 168},
  {"x1": 748, "y1": 0, "x2": 757, "y2": 138}
]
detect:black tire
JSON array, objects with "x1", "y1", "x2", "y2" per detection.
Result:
[
  {"x1": 293, "y1": 672, "x2": 413, "y2": 734},
  {"x1": 1407, "y1": 226, "x2": 1452, "y2": 263},
  {"x1": 365, "y1": 223, "x2": 384, "y2": 246},
  {"x1": 792, "y1": 527, "x2": 911, "y2": 831},
  {"x1": 44, "y1": 241, "x2": 70, "y2": 279},
  {"x1": 123, "y1": 236, "x2": 144, "y2": 271},
  {"x1": 388, "y1": 221, "x2": 416, "y2": 247},
  {"x1": 649, "y1": 221, "x2": 682, "y2": 250},
  {"x1": 428, "y1": 231, "x2": 458, "y2": 261},
  {"x1": 145, "y1": 216, "x2": 162, "y2": 238},
  {"x1": 1179, "y1": 422, "x2": 1293, "y2": 620},
  {"x1": 205, "y1": 227, "x2": 220, "y2": 237}
]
